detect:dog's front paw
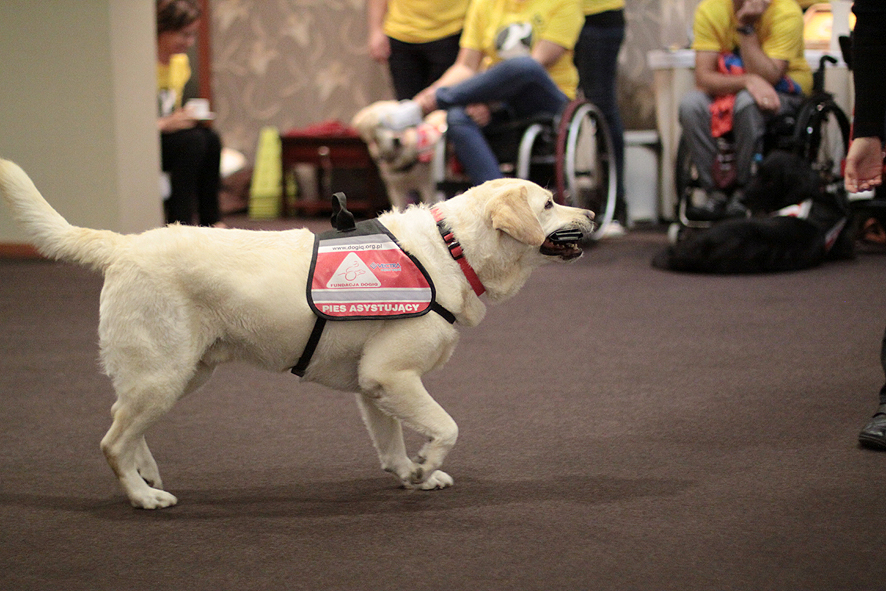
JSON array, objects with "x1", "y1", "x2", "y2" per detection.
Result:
[
  {"x1": 417, "y1": 470, "x2": 454, "y2": 490},
  {"x1": 130, "y1": 488, "x2": 178, "y2": 510}
]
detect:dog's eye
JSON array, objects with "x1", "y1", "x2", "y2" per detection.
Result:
[{"x1": 544, "y1": 199, "x2": 554, "y2": 210}]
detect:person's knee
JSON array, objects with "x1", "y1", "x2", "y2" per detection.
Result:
[
  {"x1": 733, "y1": 90, "x2": 761, "y2": 117},
  {"x1": 493, "y1": 55, "x2": 545, "y2": 82},
  {"x1": 678, "y1": 90, "x2": 709, "y2": 127},
  {"x1": 164, "y1": 128, "x2": 207, "y2": 158},
  {"x1": 732, "y1": 90, "x2": 765, "y2": 135},
  {"x1": 446, "y1": 107, "x2": 475, "y2": 130}
]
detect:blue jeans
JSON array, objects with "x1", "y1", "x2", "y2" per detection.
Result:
[
  {"x1": 436, "y1": 56, "x2": 568, "y2": 184},
  {"x1": 573, "y1": 16, "x2": 626, "y2": 216}
]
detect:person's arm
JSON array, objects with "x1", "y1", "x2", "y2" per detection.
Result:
[
  {"x1": 158, "y1": 109, "x2": 197, "y2": 133},
  {"x1": 531, "y1": 39, "x2": 567, "y2": 69},
  {"x1": 366, "y1": 0, "x2": 390, "y2": 62},
  {"x1": 850, "y1": 0, "x2": 886, "y2": 139},
  {"x1": 844, "y1": 0, "x2": 886, "y2": 192},
  {"x1": 694, "y1": 50, "x2": 781, "y2": 111},
  {"x1": 414, "y1": 47, "x2": 484, "y2": 112},
  {"x1": 734, "y1": 0, "x2": 788, "y2": 85}
]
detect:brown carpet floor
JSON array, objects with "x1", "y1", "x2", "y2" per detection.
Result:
[{"x1": 2, "y1": 221, "x2": 885, "y2": 590}]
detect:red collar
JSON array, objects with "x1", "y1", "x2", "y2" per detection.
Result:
[{"x1": 431, "y1": 207, "x2": 485, "y2": 297}]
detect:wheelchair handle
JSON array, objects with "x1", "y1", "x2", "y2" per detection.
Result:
[
  {"x1": 819, "y1": 54, "x2": 838, "y2": 69},
  {"x1": 813, "y1": 54, "x2": 839, "y2": 94}
]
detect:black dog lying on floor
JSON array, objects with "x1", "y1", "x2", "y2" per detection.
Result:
[{"x1": 653, "y1": 150, "x2": 853, "y2": 274}]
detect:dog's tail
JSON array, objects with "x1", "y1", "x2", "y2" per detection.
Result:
[{"x1": 0, "y1": 159, "x2": 125, "y2": 270}]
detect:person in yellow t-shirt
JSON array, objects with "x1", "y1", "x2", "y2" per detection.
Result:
[
  {"x1": 678, "y1": 0, "x2": 811, "y2": 219},
  {"x1": 795, "y1": 0, "x2": 818, "y2": 11},
  {"x1": 156, "y1": 0, "x2": 224, "y2": 228},
  {"x1": 409, "y1": 0, "x2": 583, "y2": 184},
  {"x1": 367, "y1": 0, "x2": 470, "y2": 100},
  {"x1": 574, "y1": 0, "x2": 627, "y2": 235}
]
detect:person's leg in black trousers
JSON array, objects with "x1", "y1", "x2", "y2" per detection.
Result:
[
  {"x1": 161, "y1": 126, "x2": 222, "y2": 226},
  {"x1": 859, "y1": 326, "x2": 886, "y2": 449},
  {"x1": 387, "y1": 33, "x2": 461, "y2": 101}
]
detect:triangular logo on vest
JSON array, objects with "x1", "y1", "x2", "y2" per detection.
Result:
[{"x1": 326, "y1": 252, "x2": 381, "y2": 289}]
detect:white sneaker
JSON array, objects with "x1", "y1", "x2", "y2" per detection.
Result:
[{"x1": 600, "y1": 220, "x2": 626, "y2": 239}]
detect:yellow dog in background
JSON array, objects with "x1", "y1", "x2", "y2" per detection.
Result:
[{"x1": 351, "y1": 100, "x2": 447, "y2": 210}]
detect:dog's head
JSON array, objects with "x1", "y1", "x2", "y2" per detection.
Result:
[
  {"x1": 351, "y1": 101, "x2": 438, "y2": 171},
  {"x1": 480, "y1": 179, "x2": 594, "y2": 261},
  {"x1": 446, "y1": 179, "x2": 594, "y2": 301},
  {"x1": 744, "y1": 150, "x2": 821, "y2": 214},
  {"x1": 351, "y1": 101, "x2": 401, "y2": 160}
]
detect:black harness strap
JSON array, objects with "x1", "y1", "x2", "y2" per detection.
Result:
[
  {"x1": 291, "y1": 317, "x2": 327, "y2": 377},
  {"x1": 430, "y1": 301, "x2": 456, "y2": 324}
]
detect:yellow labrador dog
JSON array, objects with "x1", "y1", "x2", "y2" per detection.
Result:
[
  {"x1": 0, "y1": 159, "x2": 593, "y2": 509},
  {"x1": 351, "y1": 101, "x2": 446, "y2": 210}
]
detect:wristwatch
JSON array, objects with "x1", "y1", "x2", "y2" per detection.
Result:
[{"x1": 737, "y1": 24, "x2": 756, "y2": 36}]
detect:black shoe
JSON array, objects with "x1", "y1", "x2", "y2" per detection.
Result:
[
  {"x1": 686, "y1": 191, "x2": 728, "y2": 221},
  {"x1": 858, "y1": 405, "x2": 886, "y2": 450},
  {"x1": 724, "y1": 191, "x2": 749, "y2": 218}
]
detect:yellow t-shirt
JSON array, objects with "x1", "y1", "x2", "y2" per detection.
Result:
[
  {"x1": 692, "y1": 0, "x2": 812, "y2": 95},
  {"x1": 157, "y1": 53, "x2": 191, "y2": 116},
  {"x1": 384, "y1": 0, "x2": 470, "y2": 44},
  {"x1": 581, "y1": 0, "x2": 625, "y2": 16},
  {"x1": 460, "y1": 0, "x2": 583, "y2": 98}
]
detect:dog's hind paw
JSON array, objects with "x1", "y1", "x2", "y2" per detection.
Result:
[
  {"x1": 418, "y1": 470, "x2": 454, "y2": 490},
  {"x1": 130, "y1": 488, "x2": 178, "y2": 510}
]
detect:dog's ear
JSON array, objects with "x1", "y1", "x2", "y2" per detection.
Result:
[{"x1": 484, "y1": 185, "x2": 546, "y2": 246}]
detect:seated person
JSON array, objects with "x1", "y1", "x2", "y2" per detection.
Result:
[
  {"x1": 406, "y1": 0, "x2": 584, "y2": 185},
  {"x1": 679, "y1": 0, "x2": 811, "y2": 219},
  {"x1": 156, "y1": 0, "x2": 224, "y2": 227}
]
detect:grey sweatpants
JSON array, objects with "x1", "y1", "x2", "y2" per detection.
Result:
[{"x1": 678, "y1": 89, "x2": 804, "y2": 193}]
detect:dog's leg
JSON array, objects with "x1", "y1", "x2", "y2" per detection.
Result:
[
  {"x1": 388, "y1": 189, "x2": 408, "y2": 211},
  {"x1": 418, "y1": 184, "x2": 441, "y2": 206},
  {"x1": 133, "y1": 437, "x2": 161, "y2": 488},
  {"x1": 100, "y1": 362, "x2": 215, "y2": 509},
  {"x1": 356, "y1": 393, "x2": 437, "y2": 487},
  {"x1": 359, "y1": 371, "x2": 457, "y2": 490},
  {"x1": 132, "y1": 362, "x2": 215, "y2": 491},
  {"x1": 101, "y1": 394, "x2": 179, "y2": 509}
]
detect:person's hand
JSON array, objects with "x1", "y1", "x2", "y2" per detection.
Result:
[
  {"x1": 158, "y1": 109, "x2": 198, "y2": 133},
  {"x1": 368, "y1": 30, "x2": 390, "y2": 62},
  {"x1": 465, "y1": 103, "x2": 491, "y2": 127},
  {"x1": 414, "y1": 87, "x2": 438, "y2": 114},
  {"x1": 744, "y1": 73, "x2": 779, "y2": 112},
  {"x1": 845, "y1": 136, "x2": 885, "y2": 192},
  {"x1": 736, "y1": 0, "x2": 770, "y2": 26}
]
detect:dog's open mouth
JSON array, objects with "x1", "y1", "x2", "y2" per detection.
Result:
[{"x1": 540, "y1": 228, "x2": 585, "y2": 260}]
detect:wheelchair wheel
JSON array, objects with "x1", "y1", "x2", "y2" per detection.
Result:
[
  {"x1": 792, "y1": 97, "x2": 850, "y2": 191},
  {"x1": 554, "y1": 100, "x2": 617, "y2": 241}
]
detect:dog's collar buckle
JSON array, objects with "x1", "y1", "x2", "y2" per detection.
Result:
[{"x1": 431, "y1": 207, "x2": 485, "y2": 297}]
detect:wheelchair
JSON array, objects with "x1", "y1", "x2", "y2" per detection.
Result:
[
  {"x1": 669, "y1": 55, "x2": 851, "y2": 243},
  {"x1": 432, "y1": 99, "x2": 618, "y2": 241}
]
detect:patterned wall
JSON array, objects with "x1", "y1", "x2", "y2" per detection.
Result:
[{"x1": 210, "y1": 0, "x2": 701, "y2": 162}]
